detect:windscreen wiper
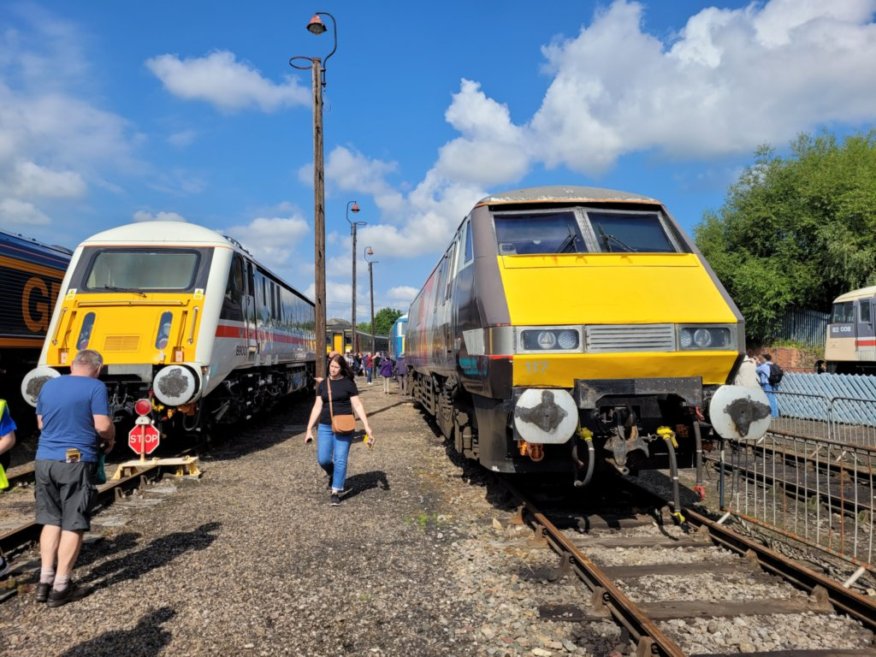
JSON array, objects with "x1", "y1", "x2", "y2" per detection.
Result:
[
  {"x1": 94, "y1": 285, "x2": 147, "y2": 297},
  {"x1": 557, "y1": 225, "x2": 582, "y2": 253},
  {"x1": 596, "y1": 226, "x2": 636, "y2": 252}
]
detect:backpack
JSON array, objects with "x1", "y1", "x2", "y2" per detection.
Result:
[{"x1": 768, "y1": 362, "x2": 784, "y2": 386}]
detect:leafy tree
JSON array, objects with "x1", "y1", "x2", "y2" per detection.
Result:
[
  {"x1": 695, "y1": 131, "x2": 876, "y2": 343},
  {"x1": 357, "y1": 307, "x2": 403, "y2": 337}
]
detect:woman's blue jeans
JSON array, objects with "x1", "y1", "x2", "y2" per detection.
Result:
[
  {"x1": 317, "y1": 423, "x2": 353, "y2": 491},
  {"x1": 365, "y1": 367, "x2": 373, "y2": 383}
]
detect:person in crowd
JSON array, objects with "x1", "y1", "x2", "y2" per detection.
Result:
[
  {"x1": 756, "y1": 353, "x2": 779, "y2": 417},
  {"x1": 379, "y1": 357, "x2": 395, "y2": 394},
  {"x1": 353, "y1": 352, "x2": 362, "y2": 376},
  {"x1": 363, "y1": 352, "x2": 374, "y2": 384},
  {"x1": 0, "y1": 398, "x2": 17, "y2": 578},
  {"x1": 395, "y1": 355, "x2": 408, "y2": 397},
  {"x1": 734, "y1": 349, "x2": 759, "y2": 390},
  {"x1": 304, "y1": 355, "x2": 375, "y2": 506},
  {"x1": 34, "y1": 349, "x2": 115, "y2": 606}
]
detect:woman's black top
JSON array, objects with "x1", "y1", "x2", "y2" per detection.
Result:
[{"x1": 317, "y1": 377, "x2": 359, "y2": 426}]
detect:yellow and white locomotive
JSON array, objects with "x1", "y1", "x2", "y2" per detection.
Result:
[
  {"x1": 406, "y1": 186, "x2": 750, "y2": 482},
  {"x1": 22, "y1": 222, "x2": 316, "y2": 431}
]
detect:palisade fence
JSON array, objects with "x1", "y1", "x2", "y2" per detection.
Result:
[
  {"x1": 714, "y1": 372, "x2": 876, "y2": 583},
  {"x1": 773, "y1": 307, "x2": 830, "y2": 347}
]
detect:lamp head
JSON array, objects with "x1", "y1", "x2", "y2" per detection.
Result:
[
  {"x1": 307, "y1": 14, "x2": 327, "y2": 34},
  {"x1": 350, "y1": 202, "x2": 360, "y2": 214},
  {"x1": 365, "y1": 246, "x2": 374, "y2": 257}
]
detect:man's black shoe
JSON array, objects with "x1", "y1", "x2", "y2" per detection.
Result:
[
  {"x1": 46, "y1": 581, "x2": 86, "y2": 608},
  {"x1": 330, "y1": 493, "x2": 341, "y2": 506},
  {"x1": 36, "y1": 582, "x2": 51, "y2": 603}
]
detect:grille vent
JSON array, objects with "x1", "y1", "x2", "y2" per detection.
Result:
[
  {"x1": 585, "y1": 324, "x2": 675, "y2": 353},
  {"x1": 103, "y1": 335, "x2": 140, "y2": 351}
]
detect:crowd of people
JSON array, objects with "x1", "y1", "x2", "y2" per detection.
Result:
[{"x1": 337, "y1": 350, "x2": 409, "y2": 395}]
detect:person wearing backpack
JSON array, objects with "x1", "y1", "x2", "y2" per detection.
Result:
[{"x1": 756, "y1": 353, "x2": 779, "y2": 417}]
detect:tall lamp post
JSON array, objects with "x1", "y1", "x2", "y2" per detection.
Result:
[
  {"x1": 290, "y1": 11, "x2": 337, "y2": 379},
  {"x1": 345, "y1": 201, "x2": 365, "y2": 353},
  {"x1": 364, "y1": 246, "x2": 378, "y2": 353}
]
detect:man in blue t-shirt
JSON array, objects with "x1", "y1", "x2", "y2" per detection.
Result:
[{"x1": 35, "y1": 349, "x2": 115, "y2": 607}]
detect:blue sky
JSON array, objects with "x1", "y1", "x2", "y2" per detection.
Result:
[{"x1": 1, "y1": 0, "x2": 875, "y2": 323}]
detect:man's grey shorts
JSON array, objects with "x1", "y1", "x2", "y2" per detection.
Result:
[{"x1": 35, "y1": 460, "x2": 97, "y2": 531}]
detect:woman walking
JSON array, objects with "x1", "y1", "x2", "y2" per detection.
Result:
[
  {"x1": 379, "y1": 357, "x2": 394, "y2": 394},
  {"x1": 304, "y1": 355, "x2": 375, "y2": 506}
]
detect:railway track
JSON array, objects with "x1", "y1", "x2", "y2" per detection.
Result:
[{"x1": 503, "y1": 477, "x2": 876, "y2": 656}]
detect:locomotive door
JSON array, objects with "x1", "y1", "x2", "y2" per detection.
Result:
[
  {"x1": 858, "y1": 299, "x2": 876, "y2": 363},
  {"x1": 242, "y1": 260, "x2": 258, "y2": 356}
]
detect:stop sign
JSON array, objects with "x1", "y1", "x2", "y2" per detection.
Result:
[{"x1": 128, "y1": 423, "x2": 160, "y2": 455}]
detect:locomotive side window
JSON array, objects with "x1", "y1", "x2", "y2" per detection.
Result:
[
  {"x1": 84, "y1": 249, "x2": 201, "y2": 291},
  {"x1": 586, "y1": 212, "x2": 676, "y2": 253},
  {"x1": 463, "y1": 220, "x2": 473, "y2": 265},
  {"x1": 494, "y1": 212, "x2": 585, "y2": 255},
  {"x1": 861, "y1": 301, "x2": 872, "y2": 324},
  {"x1": 445, "y1": 241, "x2": 458, "y2": 301},
  {"x1": 832, "y1": 301, "x2": 854, "y2": 323},
  {"x1": 221, "y1": 254, "x2": 245, "y2": 321}
]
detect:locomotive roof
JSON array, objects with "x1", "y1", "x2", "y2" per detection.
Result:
[
  {"x1": 835, "y1": 285, "x2": 876, "y2": 302},
  {"x1": 477, "y1": 185, "x2": 660, "y2": 207},
  {"x1": 0, "y1": 229, "x2": 73, "y2": 267},
  {"x1": 81, "y1": 222, "x2": 239, "y2": 249}
]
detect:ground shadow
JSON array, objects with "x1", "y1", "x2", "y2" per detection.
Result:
[
  {"x1": 82, "y1": 521, "x2": 220, "y2": 591},
  {"x1": 342, "y1": 470, "x2": 390, "y2": 500},
  {"x1": 59, "y1": 606, "x2": 175, "y2": 657}
]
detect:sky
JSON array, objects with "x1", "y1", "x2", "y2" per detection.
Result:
[{"x1": 1, "y1": 0, "x2": 875, "y2": 324}]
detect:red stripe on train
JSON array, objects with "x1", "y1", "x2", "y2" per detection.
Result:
[{"x1": 857, "y1": 338, "x2": 876, "y2": 347}]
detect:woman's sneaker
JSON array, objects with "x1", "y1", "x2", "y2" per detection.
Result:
[{"x1": 330, "y1": 493, "x2": 341, "y2": 506}]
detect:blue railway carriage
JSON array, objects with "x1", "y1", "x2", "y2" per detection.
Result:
[
  {"x1": 406, "y1": 186, "x2": 749, "y2": 481},
  {"x1": 0, "y1": 230, "x2": 71, "y2": 431},
  {"x1": 21, "y1": 222, "x2": 316, "y2": 432},
  {"x1": 825, "y1": 286, "x2": 876, "y2": 374},
  {"x1": 388, "y1": 314, "x2": 408, "y2": 360}
]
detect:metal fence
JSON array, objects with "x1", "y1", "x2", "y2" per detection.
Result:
[
  {"x1": 715, "y1": 431, "x2": 875, "y2": 580},
  {"x1": 775, "y1": 307, "x2": 830, "y2": 347},
  {"x1": 711, "y1": 383, "x2": 876, "y2": 584}
]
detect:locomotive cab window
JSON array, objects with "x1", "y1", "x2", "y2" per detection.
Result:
[
  {"x1": 832, "y1": 301, "x2": 854, "y2": 324},
  {"x1": 81, "y1": 248, "x2": 204, "y2": 292},
  {"x1": 494, "y1": 212, "x2": 585, "y2": 255},
  {"x1": 861, "y1": 302, "x2": 871, "y2": 324},
  {"x1": 586, "y1": 211, "x2": 676, "y2": 253}
]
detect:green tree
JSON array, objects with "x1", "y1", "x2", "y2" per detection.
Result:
[
  {"x1": 357, "y1": 307, "x2": 403, "y2": 337},
  {"x1": 695, "y1": 131, "x2": 876, "y2": 343}
]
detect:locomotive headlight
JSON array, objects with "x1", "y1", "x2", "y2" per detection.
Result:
[
  {"x1": 693, "y1": 328, "x2": 712, "y2": 347},
  {"x1": 537, "y1": 331, "x2": 557, "y2": 349},
  {"x1": 678, "y1": 325, "x2": 733, "y2": 350},
  {"x1": 519, "y1": 327, "x2": 581, "y2": 352}
]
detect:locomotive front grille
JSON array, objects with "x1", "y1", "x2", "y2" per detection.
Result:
[
  {"x1": 103, "y1": 335, "x2": 140, "y2": 351},
  {"x1": 584, "y1": 324, "x2": 675, "y2": 352}
]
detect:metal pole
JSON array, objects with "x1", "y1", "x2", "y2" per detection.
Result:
[
  {"x1": 312, "y1": 57, "x2": 326, "y2": 379},
  {"x1": 369, "y1": 260, "x2": 375, "y2": 353},
  {"x1": 351, "y1": 223, "x2": 358, "y2": 352}
]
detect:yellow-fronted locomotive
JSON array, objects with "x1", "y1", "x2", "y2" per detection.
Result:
[
  {"x1": 21, "y1": 222, "x2": 316, "y2": 431},
  {"x1": 406, "y1": 186, "x2": 745, "y2": 482}
]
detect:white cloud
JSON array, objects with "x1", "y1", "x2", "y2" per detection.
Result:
[
  {"x1": 387, "y1": 286, "x2": 417, "y2": 304},
  {"x1": 224, "y1": 216, "x2": 310, "y2": 268},
  {"x1": 528, "y1": 0, "x2": 876, "y2": 171},
  {"x1": 436, "y1": 80, "x2": 529, "y2": 186},
  {"x1": 146, "y1": 51, "x2": 309, "y2": 113},
  {"x1": 10, "y1": 161, "x2": 86, "y2": 198},
  {"x1": 0, "y1": 8, "x2": 141, "y2": 229},
  {"x1": 0, "y1": 198, "x2": 50, "y2": 225},
  {"x1": 133, "y1": 210, "x2": 187, "y2": 223}
]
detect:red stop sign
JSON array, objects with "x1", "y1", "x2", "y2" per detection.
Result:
[{"x1": 128, "y1": 423, "x2": 160, "y2": 455}]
